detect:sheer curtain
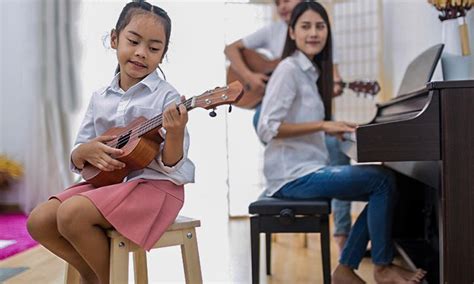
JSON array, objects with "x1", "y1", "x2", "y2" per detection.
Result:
[{"x1": 22, "y1": 0, "x2": 81, "y2": 213}]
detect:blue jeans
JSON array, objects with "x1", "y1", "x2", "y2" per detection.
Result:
[
  {"x1": 252, "y1": 103, "x2": 262, "y2": 137},
  {"x1": 273, "y1": 165, "x2": 397, "y2": 269},
  {"x1": 326, "y1": 135, "x2": 352, "y2": 237},
  {"x1": 255, "y1": 105, "x2": 353, "y2": 236}
]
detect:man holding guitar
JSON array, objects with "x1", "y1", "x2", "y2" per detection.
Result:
[
  {"x1": 224, "y1": 0, "x2": 352, "y2": 254},
  {"x1": 224, "y1": 0, "x2": 345, "y2": 109}
]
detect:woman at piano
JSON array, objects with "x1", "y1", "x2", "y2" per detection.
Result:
[{"x1": 256, "y1": 2, "x2": 426, "y2": 283}]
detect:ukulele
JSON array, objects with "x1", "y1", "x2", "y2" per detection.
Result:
[
  {"x1": 226, "y1": 48, "x2": 381, "y2": 109},
  {"x1": 81, "y1": 81, "x2": 244, "y2": 187}
]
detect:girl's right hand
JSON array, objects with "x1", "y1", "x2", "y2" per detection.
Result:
[
  {"x1": 73, "y1": 136, "x2": 126, "y2": 171},
  {"x1": 322, "y1": 121, "x2": 357, "y2": 139}
]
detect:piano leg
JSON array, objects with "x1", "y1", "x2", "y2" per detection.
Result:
[{"x1": 391, "y1": 171, "x2": 439, "y2": 284}]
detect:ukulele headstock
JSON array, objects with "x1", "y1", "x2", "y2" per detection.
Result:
[{"x1": 192, "y1": 81, "x2": 244, "y2": 110}]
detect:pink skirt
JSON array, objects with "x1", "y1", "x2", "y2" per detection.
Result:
[{"x1": 51, "y1": 179, "x2": 184, "y2": 251}]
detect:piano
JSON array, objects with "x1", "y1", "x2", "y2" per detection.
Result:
[{"x1": 342, "y1": 79, "x2": 474, "y2": 283}]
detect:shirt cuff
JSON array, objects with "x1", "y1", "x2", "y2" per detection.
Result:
[
  {"x1": 155, "y1": 153, "x2": 186, "y2": 174},
  {"x1": 258, "y1": 119, "x2": 281, "y2": 144},
  {"x1": 69, "y1": 144, "x2": 83, "y2": 174}
]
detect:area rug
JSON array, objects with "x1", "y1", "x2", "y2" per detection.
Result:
[{"x1": 0, "y1": 213, "x2": 37, "y2": 260}]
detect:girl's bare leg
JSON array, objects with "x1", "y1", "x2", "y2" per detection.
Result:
[
  {"x1": 27, "y1": 199, "x2": 99, "y2": 283},
  {"x1": 57, "y1": 196, "x2": 113, "y2": 284}
]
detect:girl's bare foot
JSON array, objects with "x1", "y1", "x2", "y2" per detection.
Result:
[
  {"x1": 332, "y1": 264, "x2": 365, "y2": 284},
  {"x1": 374, "y1": 264, "x2": 426, "y2": 283}
]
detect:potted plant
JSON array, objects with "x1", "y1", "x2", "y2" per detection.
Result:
[
  {"x1": 0, "y1": 155, "x2": 23, "y2": 190},
  {"x1": 428, "y1": 0, "x2": 473, "y2": 80}
]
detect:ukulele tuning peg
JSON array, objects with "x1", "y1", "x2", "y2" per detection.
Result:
[
  {"x1": 228, "y1": 104, "x2": 232, "y2": 113},
  {"x1": 209, "y1": 108, "x2": 217, "y2": 117}
]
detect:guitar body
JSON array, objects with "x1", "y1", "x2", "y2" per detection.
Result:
[
  {"x1": 226, "y1": 48, "x2": 280, "y2": 109},
  {"x1": 81, "y1": 116, "x2": 163, "y2": 188}
]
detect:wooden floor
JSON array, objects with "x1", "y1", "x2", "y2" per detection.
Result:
[
  {"x1": 0, "y1": 183, "x2": 387, "y2": 283},
  {"x1": 0, "y1": 217, "x2": 379, "y2": 284}
]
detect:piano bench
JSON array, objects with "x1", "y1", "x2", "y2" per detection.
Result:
[{"x1": 248, "y1": 193, "x2": 331, "y2": 284}]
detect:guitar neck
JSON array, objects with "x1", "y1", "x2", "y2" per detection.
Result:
[
  {"x1": 338, "y1": 80, "x2": 380, "y2": 96},
  {"x1": 107, "y1": 82, "x2": 242, "y2": 148},
  {"x1": 137, "y1": 97, "x2": 195, "y2": 137}
]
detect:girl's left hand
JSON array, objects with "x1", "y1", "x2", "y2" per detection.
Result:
[{"x1": 163, "y1": 96, "x2": 188, "y2": 135}]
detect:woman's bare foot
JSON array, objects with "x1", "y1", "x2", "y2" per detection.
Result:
[
  {"x1": 391, "y1": 264, "x2": 426, "y2": 282},
  {"x1": 333, "y1": 235, "x2": 347, "y2": 256},
  {"x1": 374, "y1": 264, "x2": 426, "y2": 283},
  {"x1": 332, "y1": 264, "x2": 365, "y2": 284}
]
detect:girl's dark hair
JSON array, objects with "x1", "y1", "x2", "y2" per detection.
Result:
[
  {"x1": 113, "y1": 0, "x2": 171, "y2": 76},
  {"x1": 282, "y1": 1, "x2": 333, "y2": 120}
]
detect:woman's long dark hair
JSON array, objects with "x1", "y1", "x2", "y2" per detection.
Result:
[
  {"x1": 282, "y1": 1, "x2": 333, "y2": 120},
  {"x1": 113, "y1": 0, "x2": 171, "y2": 78}
]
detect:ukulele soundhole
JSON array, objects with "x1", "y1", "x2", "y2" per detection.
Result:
[{"x1": 116, "y1": 130, "x2": 132, "y2": 149}]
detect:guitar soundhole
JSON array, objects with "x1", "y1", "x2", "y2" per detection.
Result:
[{"x1": 116, "y1": 131, "x2": 132, "y2": 149}]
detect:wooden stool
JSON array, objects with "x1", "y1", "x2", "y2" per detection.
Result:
[{"x1": 64, "y1": 216, "x2": 202, "y2": 284}]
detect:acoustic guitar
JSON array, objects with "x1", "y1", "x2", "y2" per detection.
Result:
[
  {"x1": 81, "y1": 81, "x2": 244, "y2": 187},
  {"x1": 227, "y1": 48, "x2": 381, "y2": 109}
]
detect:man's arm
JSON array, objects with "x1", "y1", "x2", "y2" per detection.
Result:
[{"x1": 224, "y1": 39, "x2": 269, "y2": 90}]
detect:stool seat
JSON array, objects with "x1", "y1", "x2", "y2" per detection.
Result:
[
  {"x1": 249, "y1": 194, "x2": 330, "y2": 215},
  {"x1": 249, "y1": 193, "x2": 331, "y2": 284},
  {"x1": 106, "y1": 216, "x2": 201, "y2": 251}
]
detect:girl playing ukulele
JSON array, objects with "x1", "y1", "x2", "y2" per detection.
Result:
[{"x1": 27, "y1": 2, "x2": 194, "y2": 283}]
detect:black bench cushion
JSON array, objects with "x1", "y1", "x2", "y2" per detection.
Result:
[{"x1": 249, "y1": 193, "x2": 331, "y2": 215}]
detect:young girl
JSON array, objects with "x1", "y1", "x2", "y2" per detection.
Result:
[
  {"x1": 26, "y1": 2, "x2": 194, "y2": 283},
  {"x1": 257, "y1": 2, "x2": 426, "y2": 283}
]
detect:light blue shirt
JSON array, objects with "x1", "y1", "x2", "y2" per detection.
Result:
[
  {"x1": 257, "y1": 50, "x2": 329, "y2": 195},
  {"x1": 242, "y1": 20, "x2": 288, "y2": 60},
  {"x1": 71, "y1": 70, "x2": 195, "y2": 185}
]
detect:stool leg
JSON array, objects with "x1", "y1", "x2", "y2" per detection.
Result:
[
  {"x1": 272, "y1": 234, "x2": 278, "y2": 243},
  {"x1": 250, "y1": 216, "x2": 260, "y2": 284},
  {"x1": 180, "y1": 228, "x2": 202, "y2": 284},
  {"x1": 265, "y1": 233, "x2": 271, "y2": 275},
  {"x1": 64, "y1": 263, "x2": 80, "y2": 284},
  {"x1": 133, "y1": 250, "x2": 148, "y2": 284},
  {"x1": 303, "y1": 233, "x2": 309, "y2": 248},
  {"x1": 320, "y1": 215, "x2": 331, "y2": 284},
  {"x1": 109, "y1": 235, "x2": 130, "y2": 284}
]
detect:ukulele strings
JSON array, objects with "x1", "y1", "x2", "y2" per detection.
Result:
[
  {"x1": 124, "y1": 86, "x2": 229, "y2": 141},
  {"x1": 109, "y1": 98, "x2": 194, "y2": 148},
  {"x1": 110, "y1": 86, "x2": 229, "y2": 148}
]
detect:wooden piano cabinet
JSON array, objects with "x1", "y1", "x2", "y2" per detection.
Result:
[
  {"x1": 347, "y1": 80, "x2": 474, "y2": 283},
  {"x1": 439, "y1": 81, "x2": 474, "y2": 284}
]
